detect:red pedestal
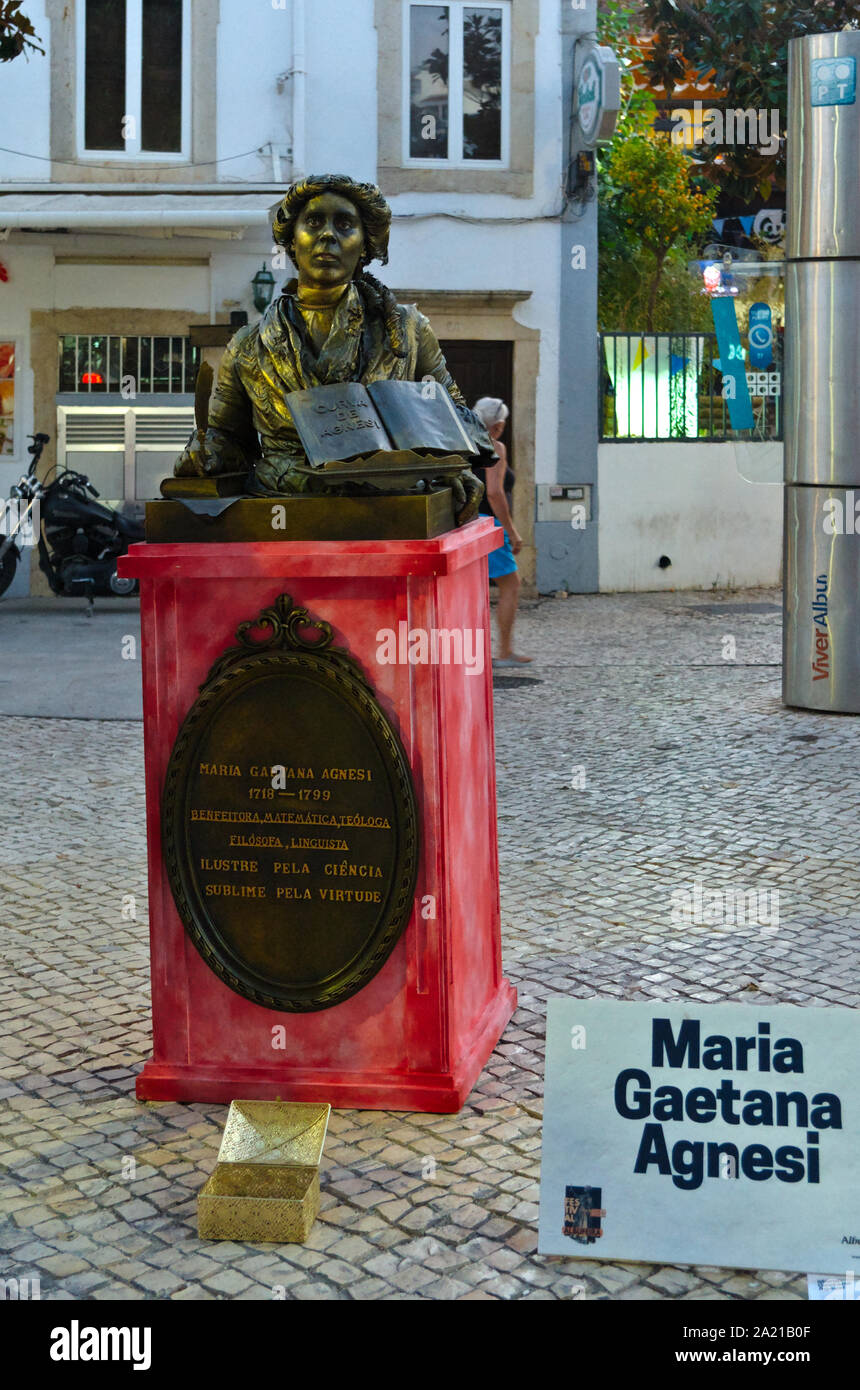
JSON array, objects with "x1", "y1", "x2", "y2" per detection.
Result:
[{"x1": 120, "y1": 518, "x2": 516, "y2": 1112}]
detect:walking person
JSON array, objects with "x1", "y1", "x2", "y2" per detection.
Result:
[{"x1": 472, "y1": 397, "x2": 531, "y2": 666}]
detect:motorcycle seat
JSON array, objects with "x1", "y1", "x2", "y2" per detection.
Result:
[{"x1": 114, "y1": 512, "x2": 145, "y2": 540}]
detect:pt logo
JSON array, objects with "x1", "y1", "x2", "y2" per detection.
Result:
[{"x1": 810, "y1": 56, "x2": 856, "y2": 107}]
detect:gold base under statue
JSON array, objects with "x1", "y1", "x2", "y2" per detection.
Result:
[
  {"x1": 147, "y1": 488, "x2": 456, "y2": 543},
  {"x1": 197, "y1": 1101, "x2": 330, "y2": 1243}
]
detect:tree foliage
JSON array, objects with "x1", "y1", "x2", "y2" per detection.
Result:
[
  {"x1": 599, "y1": 247, "x2": 716, "y2": 333},
  {"x1": 598, "y1": 3, "x2": 719, "y2": 330},
  {"x1": 638, "y1": 0, "x2": 860, "y2": 198},
  {"x1": 420, "y1": 8, "x2": 503, "y2": 155},
  {"x1": 0, "y1": 0, "x2": 43, "y2": 62},
  {"x1": 602, "y1": 134, "x2": 718, "y2": 330},
  {"x1": 423, "y1": 9, "x2": 502, "y2": 101},
  {"x1": 597, "y1": 0, "x2": 658, "y2": 140}
]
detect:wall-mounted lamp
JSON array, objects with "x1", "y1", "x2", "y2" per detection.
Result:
[{"x1": 251, "y1": 263, "x2": 276, "y2": 313}]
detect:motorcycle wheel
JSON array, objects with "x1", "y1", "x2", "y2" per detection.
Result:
[
  {"x1": 109, "y1": 569, "x2": 137, "y2": 596},
  {"x1": 0, "y1": 545, "x2": 20, "y2": 597}
]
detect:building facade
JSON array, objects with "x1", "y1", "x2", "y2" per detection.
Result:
[{"x1": 1, "y1": 0, "x2": 590, "y2": 596}]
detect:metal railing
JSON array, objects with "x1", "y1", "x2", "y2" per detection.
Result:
[
  {"x1": 58, "y1": 334, "x2": 200, "y2": 395},
  {"x1": 600, "y1": 331, "x2": 783, "y2": 442}
]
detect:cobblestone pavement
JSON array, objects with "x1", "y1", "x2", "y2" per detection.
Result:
[{"x1": 1, "y1": 587, "x2": 857, "y2": 1300}]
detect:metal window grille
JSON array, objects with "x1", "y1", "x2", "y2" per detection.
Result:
[
  {"x1": 57, "y1": 335, "x2": 200, "y2": 394},
  {"x1": 599, "y1": 331, "x2": 783, "y2": 442}
]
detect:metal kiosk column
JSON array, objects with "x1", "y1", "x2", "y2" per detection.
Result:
[{"x1": 784, "y1": 30, "x2": 860, "y2": 712}]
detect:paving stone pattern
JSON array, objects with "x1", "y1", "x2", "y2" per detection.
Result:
[{"x1": 1, "y1": 588, "x2": 857, "y2": 1300}]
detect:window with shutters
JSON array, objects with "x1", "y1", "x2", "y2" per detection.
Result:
[{"x1": 56, "y1": 404, "x2": 196, "y2": 502}]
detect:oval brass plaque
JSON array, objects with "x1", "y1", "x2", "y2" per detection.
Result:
[{"x1": 162, "y1": 595, "x2": 419, "y2": 1012}]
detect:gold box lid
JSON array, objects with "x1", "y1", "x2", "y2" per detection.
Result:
[{"x1": 217, "y1": 1101, "x2": 331, "y2": 1169}]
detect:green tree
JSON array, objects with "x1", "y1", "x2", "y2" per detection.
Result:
[
  {"x1": 597, "y1": 0, "x2": 657, "y2": 140},
  {"x1": 423, "y1": 10, "x2": 502, "y2": 98},
  {"x1": 603, "y1": 134, "x2": 718, "y2": 330},
  {"x1": 421, "y1": 9, "x2": 503, "y2": 157},
  {"x1": 639, "y1": 0, "x2": 860, "y2": 199},
  {"x1": 462, "y1": 10, "x2": 502, "y2": 158},
  {"x1": 0, "y1": 0, "x2": 43, "y2": 61}
]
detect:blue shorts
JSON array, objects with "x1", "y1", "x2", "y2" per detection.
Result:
[{"x1": 487, "y1": 516, "x2": 518, "y2": 579}]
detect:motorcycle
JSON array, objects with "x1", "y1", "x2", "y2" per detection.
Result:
[{"x1": 0, "y1": 433, "x2": 144, "y2": 599}]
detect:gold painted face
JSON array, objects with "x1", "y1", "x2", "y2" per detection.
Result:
[{"x1": 291, "y1": 193, "x2": 366, "y2": 290}]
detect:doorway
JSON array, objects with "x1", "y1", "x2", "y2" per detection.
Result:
[{"x1": 440, "y1": 339, "x2": 514, "y2": 468}]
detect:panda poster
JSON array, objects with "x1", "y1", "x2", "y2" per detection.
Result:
[{"x1": 538, "y1": 999, "x2": 858, "y2": 1273}]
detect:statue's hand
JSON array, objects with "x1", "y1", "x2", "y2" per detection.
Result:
[
  {"x1": 452, "y1": 468, "x2": 484, "y2": 527},
  {"x1": 174, "y1": 429, "x2": 209, "y2": 477}
]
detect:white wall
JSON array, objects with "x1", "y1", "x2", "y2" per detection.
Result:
[
  {"x1": 0, "y1": 0, "x2": 51, "y2": 182},
  {"x1": 304, "y1": 0, "x2": 378, "y2": 180},
  {"x1": 0, "y1": 246, "x2": 53, "y2": 458},
  {"x1": 597, "y1": 442, "x2": 783, "y2": 591},
  {"x1": 0, "y1": 1, "x2": 294, "y2": 186},
  {"x1": 215, "y1": 1, "x2": 294, "y2": 183},
  {"x1": 0, "y1": 247, "x2": 51, "y2": 597},
  {"x1": 53, "y1": 262, "x2": 211, "y2": 313}
]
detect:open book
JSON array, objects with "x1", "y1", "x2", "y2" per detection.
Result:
[{"x1": 285, "y1": 380, "x2": 479, "y2": 468}]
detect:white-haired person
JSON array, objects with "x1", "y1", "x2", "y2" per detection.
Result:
[{"x1": 472, "y1": 397, "x2": 531, "y2": 666}]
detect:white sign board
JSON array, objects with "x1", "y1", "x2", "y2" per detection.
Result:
[
  {"x1": 538, "y1": 1000, "x2": 858, "y2": 1273},
  {"x1": 575, "y1": 46, "x2": 621, "y2": 148}
]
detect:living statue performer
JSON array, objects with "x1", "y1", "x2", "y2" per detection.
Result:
[{"x1": 174, "y1": 174, "x2": 491, "y2": 523}]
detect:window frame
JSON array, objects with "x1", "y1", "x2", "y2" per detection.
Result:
[
  {"x1": 402, "y1": 1, "x2": 511, "y2": 170},
  {"x1": 76, "y1": 0, "x2": 192, "y2": 162}
]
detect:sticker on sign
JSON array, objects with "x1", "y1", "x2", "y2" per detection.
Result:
[
  {"x1": 810, "y1": 56, "x2": 856, "y2": 106},
  {"x1": 807, "y1": 1273, "x2": 859, "y2": 1300},
  {"x1": 538, "y1": 999, "x2": 858, "y2": 1273}
]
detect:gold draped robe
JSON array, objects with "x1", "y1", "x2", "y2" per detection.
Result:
[{"x1": 176, "y1": 282, "x2": 491, "y2": 495}]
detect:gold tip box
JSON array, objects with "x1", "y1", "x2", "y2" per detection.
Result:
[{"x1": 198, "y1": 1101, "x2": 330, "y2": 1243}]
